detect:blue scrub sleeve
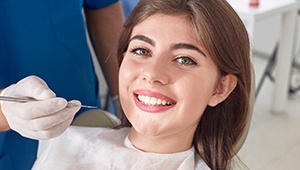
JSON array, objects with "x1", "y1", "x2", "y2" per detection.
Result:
[{"x1": 84, "y1": 0, "x2": 119, "y2": 10}]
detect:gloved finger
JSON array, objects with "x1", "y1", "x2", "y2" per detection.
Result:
[
  {"x1": 39, "y1": 117, "x2": 74, "y2": 139},
  {"x1": 3, "y1": 76, "x2": 56, "y2": 100},
  {"x1": 2, "y1": 98, "x2": 68, "y2": 120},
  {"x1": 29, "y1": 100, "x2": 81, "y2": 130},
  {"x1": 19, "y1": 117, "x2": 73, "y2": 140},
  {"x1": 6, "y1": 119, "x2": 31, "y2": 133},
  {"x1": 66, "y1": 100, "x2": 82, "y2": 110}
]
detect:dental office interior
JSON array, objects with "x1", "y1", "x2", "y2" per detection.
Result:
[{"x1": 91, "y1": 0, "x2": 300, "y2": 169}]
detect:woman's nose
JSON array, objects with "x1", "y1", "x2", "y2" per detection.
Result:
[{"x1": 141, "y1": 59, "x2": 170, "y2": 85}]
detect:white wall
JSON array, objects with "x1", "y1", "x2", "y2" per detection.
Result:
[
  {"x1": 252, "y1": 16, "x2": 281, "y2": 56},
  {"x1": 253, "y1": 11, "x2": 300, "y2": 59}
]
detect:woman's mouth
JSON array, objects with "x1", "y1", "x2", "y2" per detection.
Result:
[
  {"x1": 133, "y1": 90, "x2": 177, "y2": 112},
  {"x1": 137, "y1": 95, "x2": 174, "y2": 106}
]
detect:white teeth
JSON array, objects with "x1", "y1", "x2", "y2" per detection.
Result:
[{"x1": 137, "y1": 95, "x2": 172, "y2": 106}]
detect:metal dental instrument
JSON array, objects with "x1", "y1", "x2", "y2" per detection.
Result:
[{"x1": 0, "y1": 96, "x2": 97, "y2": 109}]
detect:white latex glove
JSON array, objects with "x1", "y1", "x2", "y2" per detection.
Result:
[{"x1": 0, "y1": 76, "x2": 81, "y2": 140}]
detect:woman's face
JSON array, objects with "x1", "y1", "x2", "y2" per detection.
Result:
[{"x1": 119, "y1": 14, "x2": 222, "y2": 147}]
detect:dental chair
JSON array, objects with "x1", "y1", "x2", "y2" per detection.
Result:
[
  {"x1": 71, "y1": 66, "x2": 255, "y2": 154},
  {"x1": 72, "y1": 109, "x2": 121, "y2": 128}
]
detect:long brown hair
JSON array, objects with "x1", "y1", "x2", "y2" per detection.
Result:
[{"x1": 117, "y1": 0, "x2": 251, "y2": 169}]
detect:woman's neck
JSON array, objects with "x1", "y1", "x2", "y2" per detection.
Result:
[{"x1": 128, "y1": 127, "x2": 195, "y2": 154}]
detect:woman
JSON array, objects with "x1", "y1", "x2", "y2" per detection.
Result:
[
  {"x1": 117, "y1": 0, "x2": 251, "y2": 169},
  {"x1": 5, "y1": 0, "x2": 251, "y2": 169}
]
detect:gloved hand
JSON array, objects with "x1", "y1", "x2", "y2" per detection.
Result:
[{"x1": 0, "y1": 76, "x2": 81, "y2": 140}]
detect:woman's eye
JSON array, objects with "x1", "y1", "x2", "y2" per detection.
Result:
[
  {"x1": 130, "y1": 47, "x2": 150, "y2": 56},
  {"x1": 176, "y1": 56, "x2": 197, "y2": 65}
]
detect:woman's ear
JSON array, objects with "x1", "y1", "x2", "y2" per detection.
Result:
[{"x1": 208, "y1": 74, "x2": 237, "y2": 107}]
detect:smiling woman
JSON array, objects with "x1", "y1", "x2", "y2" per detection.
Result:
[
  {"x1": 117, "y1": 0, "x2": 251, "y2": 169},
  {"x1": 30, "y1": 0, "x2": 251, "y2": 169}
]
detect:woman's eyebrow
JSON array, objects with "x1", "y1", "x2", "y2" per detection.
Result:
[
  {"x1": 129, "y1": 35, "x2": 206, "y2": 57},
  {"x1": 171, "y1": 43, "x2": 206, "y2": 57},
  {"x1": 129, "y1": 34, "x2": 155, "y2": 46}
]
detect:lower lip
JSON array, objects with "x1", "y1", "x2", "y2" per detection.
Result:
[{"x1": 133, "y1": 95, "x2": 175, "y2": 113}]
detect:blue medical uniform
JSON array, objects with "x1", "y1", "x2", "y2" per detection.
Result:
[
  {"x1": 0, "y1": 0, "x2": 118, "y2": 169},
  {"x1": 121, "y1": 0, "x2": 139, "y2": 18}
]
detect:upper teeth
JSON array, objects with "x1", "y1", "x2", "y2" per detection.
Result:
[{"x1": 137, "y1": 95, "x2": 172, "y2": 106}]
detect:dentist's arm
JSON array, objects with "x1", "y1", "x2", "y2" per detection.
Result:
[
  {"x1": 84, "y1": 2, "x2": 124, "y2": 116},
  {"x1": 85, "y1": 1, "x2": 124, "y2": 97}
]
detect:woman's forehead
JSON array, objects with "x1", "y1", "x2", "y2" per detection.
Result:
[
  {"x1": 131, "y1": 14, "x2": 198, "y2": 40},
  {"x1": 131, "y1": 13, "x2": 206, "y2": 51}
]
